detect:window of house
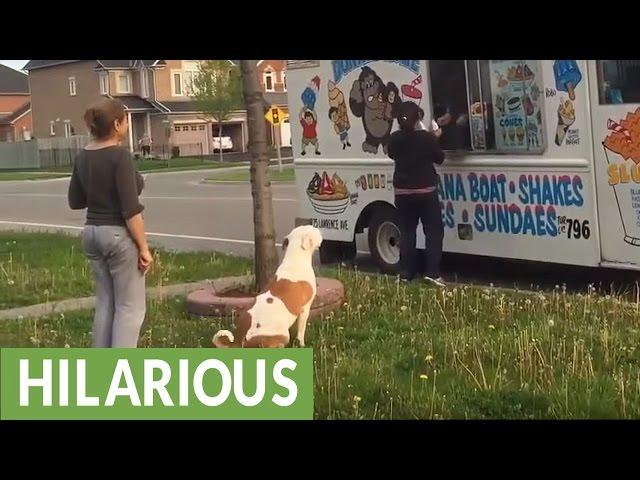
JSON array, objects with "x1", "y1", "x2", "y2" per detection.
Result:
[
  {"x1": 117, "y1": 72, "x2": 132, "y2": 93},
  {"x1": 49, "y1": 121, "x2": 55, "y2": 136},
  {"x1": 190, "y1": 125, "x2": 197, "y2": 131},
  {"x1": 429, "y1": 60, "x2": 545, "y2": 153},
  {"x1": 198, "y1": 125, "x2": 205, "y2": 130},
  {"x1": 174, "y1": 125, "x2": 181, "y2": 132},
  {"x1": 264, "y1": 69, "x2": 275, "y2": 92},
  {"x1": 597, "y1": 60, "x2": 640, "y2": 104},
  {"x1": 140, "y1": 68, "x2": 149, "y2": 98},
  {"x1": 68, "y1": 77, "x2": 76, "y2": 96},
  {"x1": 172, "y1": 72, "x2": 183, "y2": 96},
  {"x1": 282, "y1": 71, "x2": 286, "y2": 91},
  {"x1": 64, "y1": 121, "x2": 72, "y2": 138},
  {"x1": 99, "y1": 73, "x2": 108, "y2": 95},
  {"x1": 183, "y1": 70, "x2": 197, "y2": 96}
]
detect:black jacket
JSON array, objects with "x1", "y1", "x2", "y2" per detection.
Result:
[{"x1": 387, "y1": 129, "x2": 445, "y2": 189}]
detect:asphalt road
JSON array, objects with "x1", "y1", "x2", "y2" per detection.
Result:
[{"x1": 1, "y1": 166, "x2": 639, "y2": 295}]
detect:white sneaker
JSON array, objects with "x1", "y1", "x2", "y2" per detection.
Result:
[{"x1": 424, "y1": 276, "x2": 446, "y2": 288}]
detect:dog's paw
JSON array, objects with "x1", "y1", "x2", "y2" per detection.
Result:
[{"x1": 292, "y1": 338, "x2": 306, "y2": 348}]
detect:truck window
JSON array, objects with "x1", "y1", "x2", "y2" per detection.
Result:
[
  {"x1": 429, "y1": 60, "x2": 545, "y2": 154},
  {"x1": 597, "y1": 60, "x2": 640, "y2": 104}
]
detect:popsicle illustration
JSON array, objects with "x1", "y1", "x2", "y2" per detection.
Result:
[
  {"x1": 301, "y1": 76, "x2": 321, "y2": 110},
  {"x1": 553, "y1": 60, "x2": 582, "y2": 101}
]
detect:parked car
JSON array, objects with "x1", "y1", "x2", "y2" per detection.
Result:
[{"x1": 212, "y1": 136, "x2": 233, "y2": 152}]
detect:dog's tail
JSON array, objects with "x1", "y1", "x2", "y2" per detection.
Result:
[{"x1": 213, "y1": 330, "x2": 235, "y2": 348}]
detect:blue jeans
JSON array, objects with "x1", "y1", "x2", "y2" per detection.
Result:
[{"x1": 82, "y1": 225, "x2": 146, "y2": 347}]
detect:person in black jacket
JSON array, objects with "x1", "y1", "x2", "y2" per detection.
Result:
[{"x1": 387, "y1": 101, "x2": 446, "y2": 286}]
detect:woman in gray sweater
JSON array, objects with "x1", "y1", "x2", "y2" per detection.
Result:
[{"x1": 68, "y1": 98, "x2": 152, "y2": 347}]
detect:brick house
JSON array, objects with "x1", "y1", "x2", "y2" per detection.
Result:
[
  {"x1": 24, "y1": 60, "x2": 289, "y2": 155},
  {"x1": 258, "y1": 60, "x2": 290, "y2": 147},
  {"x1": 0, "y1": 64, "x2": 32, "y2": 142}
]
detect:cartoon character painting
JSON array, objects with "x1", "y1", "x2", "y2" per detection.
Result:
[
  {"x1": 300, "y1": 76, "x2": 321, "y2": 156},
  {"x1": 300, "y1": 107, "x2": 321, "y2": 156},
  {"x1": 328, "y1": 80, "x2": 351, "y2": 150},
  {"x1": 349, "y1": 66, "x2": 401, "y2": 154}
]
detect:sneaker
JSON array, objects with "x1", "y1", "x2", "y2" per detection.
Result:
[{"x1": 424, "y1": 276, "x2": 446, "y2": 288}]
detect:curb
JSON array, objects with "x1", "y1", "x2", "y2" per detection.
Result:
[{"x1": 0, "y1": 281, "x2": 208, "y2": 321}]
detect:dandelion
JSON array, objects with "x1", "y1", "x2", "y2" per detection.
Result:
[
  {"x1": 353, "y1": 395, "x2": 362, "y2": 403},
  {"x1": 43, "y1": 289, "x2": 50, "y2": 296},
  {"x1": 420, "y1": 374, "x2": 429, "y2": 380},
  {"x1": 64, "y1": 343, "x2": 70, "y2": 348},
  {"x1": 525, "y1": 299, "x2": 532, "y2": 306},
  {"x1": 17, "y1": 315, "x2": 24, "y2": 320},
  {"x1": 400, "y1": 305, "x2": 408, "y2": 312},
  {"x1": 488, "y1": 324, "x2": 496, "y2": 330},
  {"x1": 548, "y1": 319, "x2": 555, "y2": 326},
  {"x1": 59, "y1": 313, "x2": 65, "y2": 320},
  {"x1": 425, "y1": 355, "x2": 433, "y2": 362}
]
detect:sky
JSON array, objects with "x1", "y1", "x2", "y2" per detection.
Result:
[{"x1": 0, "y1": 60, "x2": 29, "y2": 72}]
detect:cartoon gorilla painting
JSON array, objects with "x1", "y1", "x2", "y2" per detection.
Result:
[{"x1": 349, "y1": 66, "x2": 401, "y2": 154}]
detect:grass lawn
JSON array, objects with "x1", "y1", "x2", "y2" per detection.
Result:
[
  {"x1": 0, "y1": 232, "x2": 252, "y2": 310},
  {"x1": 0, "y1": 235, "x2": 639, "y2": 418},
  {"x1": 204, "y1": 166, "x2": 295, "y2": 183},
  {"x1": 0, "y1": 172, "x2": 70, "y2": 181}
]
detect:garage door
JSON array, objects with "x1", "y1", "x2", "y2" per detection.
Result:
[
  {"x1": 173, "y1": 124, "x2": 208, "y2": 155},
  {"x1": 280, "y1": 119, "x2": 291, "y2": 147}
]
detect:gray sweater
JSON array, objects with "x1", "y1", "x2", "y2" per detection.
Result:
[{"x1": 68, "y1": 146, "x2": 144, "y2": 226}]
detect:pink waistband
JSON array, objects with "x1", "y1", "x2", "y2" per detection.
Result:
[{"x1": 394, "y1": 186, "x2": 437, "y2": 195}]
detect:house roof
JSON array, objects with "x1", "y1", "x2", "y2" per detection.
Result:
[
  {"x1": 117, "y1": 96, "x2": 156, "y2": 111},
  {"x1": 158, "y1": 101, "x2": 200, "y2": 113},
  {"x1": 0, "y1": 101, "x2": 30, "y2": 125},
  {"x1": 263, "y1": 91, "x2": 288, "y2": 107},
  {"x1": 23, "y1": 60, "x2": 82, "y2": 70},
  {"x1": 24, "y1": 60, "x2": 165, "y2": 71},
  {"x1": 0, "y1": 64, "x2": 30, "y2": 94}
]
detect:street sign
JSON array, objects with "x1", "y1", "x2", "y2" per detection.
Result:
[{"x1": 265, "y1": 106, "x2": 286, "y2": 125}]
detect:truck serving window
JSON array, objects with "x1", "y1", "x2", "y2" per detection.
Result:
[
  {"x1": 597, "y1": 60, "x2": 640, "y2": 104},
  {"x1": 429, "y1": 60, "x2": 545, "y2": 154}
]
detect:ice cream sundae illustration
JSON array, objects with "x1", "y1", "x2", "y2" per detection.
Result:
[
  {"x1": 603, "y1": 108, "x2": 640, "y2": 245},
  {"x1": 555, "y1": 99, "x2": 576, "y2": 146},
  {"x1": 553, "y1": 60, "x2": 582, "y2": 101},
  {"x1": 307, "y1": 171, "x2": 351, "y2": 214},
  {"x1": 401, "y1": 75, "x2": 423, "y2": 105}
]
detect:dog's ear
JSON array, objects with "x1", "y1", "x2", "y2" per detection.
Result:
[{"x1": 301, "y1": 234, "x2": 314, "y2": 251}]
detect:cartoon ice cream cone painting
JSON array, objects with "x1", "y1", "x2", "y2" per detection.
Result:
[
  {"x1": 553, "y1": 60, "x2": 582, "y2": 101},
  {"x1": 328, "y1": 80, "x2": 351, "y2": 150},
  {"x1": 401, "y1": 75, "x2": 423, "y2": 105},
  {"x1": 555, "y1": 99, "x2": 576, "y2": 146},
  {"x1": 603, "y1": 108, "x2": 640, "y2": 245}
]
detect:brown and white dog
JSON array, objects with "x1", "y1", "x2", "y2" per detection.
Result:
[{"x1": 213, "y1": 225, "x2": 322, "y2": 348}]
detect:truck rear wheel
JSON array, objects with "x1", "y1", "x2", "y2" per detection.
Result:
[
  {"x1": 319, "y1": 240, "x2": 356, "y2": 265},
  {"x1": 368, "y1": 208, "x2": 401, "y2": 274}
]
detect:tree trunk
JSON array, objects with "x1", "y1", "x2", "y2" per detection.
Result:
[
  {"x1": 218, "y1": 118, "x2": 224, "y2": 163},
  {"x1": 240, "y1": 60, "x2": 278, "y2": 291}
]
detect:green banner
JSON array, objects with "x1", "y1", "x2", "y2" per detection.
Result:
[{"x1": 0, "y1": 348, "x2": 313, "y2": 420}]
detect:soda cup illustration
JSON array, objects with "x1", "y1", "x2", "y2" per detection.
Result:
[{"x1": 603, "y1": 109, "x2": 640, "y2": 246}]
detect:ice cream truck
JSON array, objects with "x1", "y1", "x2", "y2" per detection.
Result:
[{"x1": 288, "y1": 60, "x2": 640, "y2": 273}]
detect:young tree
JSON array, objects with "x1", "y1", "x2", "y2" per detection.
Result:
[
  {"x1": 191, "y1": 60, "x2": 242, "y2": 162},
  {"x1": 240, "y1": 60, "x2": 279, "y2": 290}
]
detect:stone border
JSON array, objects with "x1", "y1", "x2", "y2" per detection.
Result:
[{"x1": 185, "y1": 275, "x2": 345, "y2": 320}]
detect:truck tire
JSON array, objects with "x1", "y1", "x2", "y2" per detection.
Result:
[
  {"x1": 319, "y1": 240, "x2": 356, "y2": 265},
  {"x1": 368, "y1": 208, "x2": 401, "y2": 274}
]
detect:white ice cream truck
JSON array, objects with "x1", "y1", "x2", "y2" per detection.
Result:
[{"x1": 288, "y1": 60, "x2": 640, "y2": 273}]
